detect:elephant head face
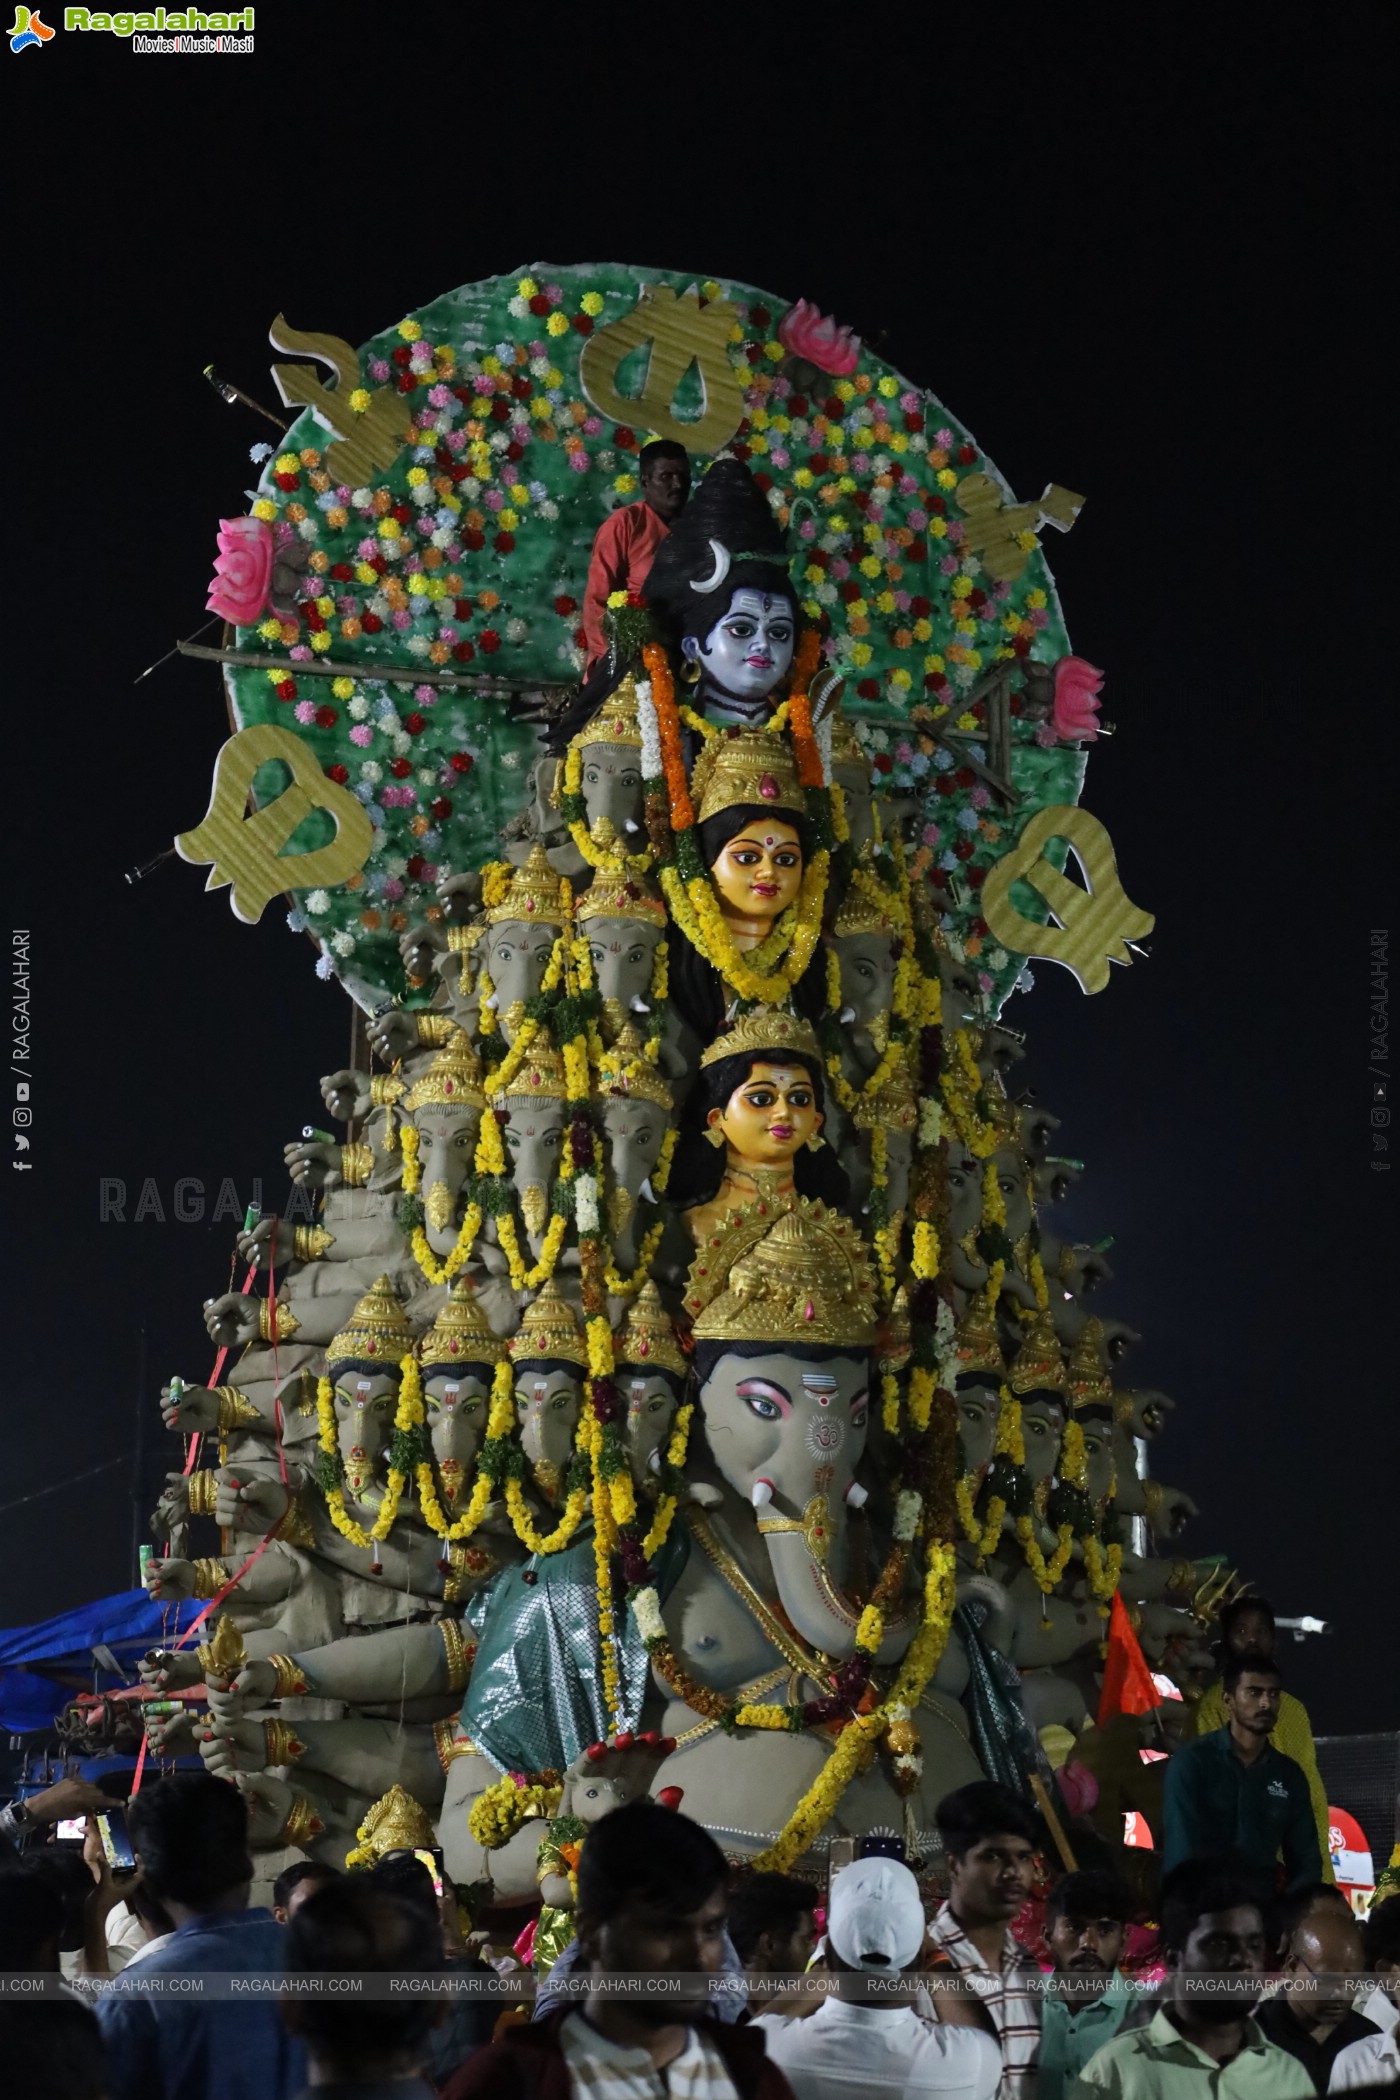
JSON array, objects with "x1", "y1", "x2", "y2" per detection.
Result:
[
  {"x1": 331, "y1": 1371, "x2": 399, "y2": 1499},
  {"x1": 830, "y1": 928, "x2": 897, "y2": 1026},
  {"x1": 600, "y1": 1096, "x2": 671, "y2": 1239},
  {"x1": 992, "y1": 1143, "x2": 1034, "y2": 1246},
  {"x1": 578, "y1": 741, "x2": 644, "y2": 838},
  {"x1": 955, "y1": 1380, "x2": 1000, "y2": 1475},
  {"x1": 1020, "y1": 1396, "x2": 1066, "y2": 1491},
  {"x1": 423, "y1": 1369, "x2": 493, "y2": 1501},
  {"x1": 410, "y1": 1101, "x2": 483, "y2": 1248},
  {"x1": 947, "y1": 1139, "x2": 984, "y2": 1246},
  {"x1": 514, "y1": 1363, "x2": 583, "y2": 1499},
  {"x1": 698, "y1": 1349, "x2": 870, "y2": 1519},
  {"x1": 583, "y1": 916, "x2": 663, "y2": 1032},
  {"x1": 619, "y1": 1371, "x2": 681, "y2": 1483},
  {"x1": 500, "y1": 1095, "x2": 566, "y2": 1239},
  {"x1": 485, "y1": 919, "x2": 559, "y2": 1015},
  {"x1": 1081, "y1": 1417, "x2": 1117, "y2": 1506}
]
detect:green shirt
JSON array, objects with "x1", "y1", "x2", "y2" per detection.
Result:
[
  {"x1": 1161, "y1": 1727, "x2": 1322, "y2": 1892},
  {"x1": 1071, "y1": 2007, "x2": 1316, "y2": 2100},
  {"x1": 1040, "y1": 1974, "x2": 1137, "y2": 2100}
]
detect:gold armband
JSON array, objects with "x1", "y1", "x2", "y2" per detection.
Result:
[
  {"x1": 215, "y1": 1386, "x2": 263, "y2": 1433},
  {"x1": 187, "y1": 1469, "x2": 219, "y2": 1518},
  {"x1": 339, "y1": 1143, "x2": 373, "y2": 1186},
  {"x1": 197, "y1": 1614, "x2": 247, "y2": 1682},
  {"x1": 258, "y1": 1297, "x2": 301, "y2": 1343},
  {"x1": 293, "y1": 1224, "x2": 335, "y2": 1262},
  {"x1": 190, "y1": 1558, "x2": 230, "y2": 1599},
  {"x1": 443, "y1": 1539, "x2": 496, "y2": 1605},
  {"x1": 370, "y1": 1073, "x2": 405, "y2": 1108},
  {"x1": 279, "y1": 1793, "x2": 325, "y2": 1846},
  {"x1": 438, "y1": 1617, "x2": 476, "y2": 1693},
  {"x1": 416, "y1": 1010, "x2": 457, "y2": 1046},
  {"x1": 1141, "y1": 1480, "x2": 1164, "y2": 1518},
  {"x1": 266, "y1": 1718, "x2": 307, "y2": 1767},
  {"x1": 277, "y1": 1491, "x2": 318, "y2": 1548},
  {"x1": 266, "y1": 1654, "x2": 310, "y2": 1698},
  {"x1": 434, "y1": 1718, "x2": 477, "y2": 1773}
]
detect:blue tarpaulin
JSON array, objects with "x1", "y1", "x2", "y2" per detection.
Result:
[{"x1": 0, "y1": 1588, "x2": 202, "y2": 1733}]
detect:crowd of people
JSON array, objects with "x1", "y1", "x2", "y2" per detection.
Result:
[{"x1": 1, "y1": 1754, "x2": 1396, "y2": 2100}]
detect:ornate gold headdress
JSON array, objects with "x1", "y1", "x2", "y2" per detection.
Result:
[
  {"x1": 1008, "y1": 1308, "x2": 1068, "y2": 1398},
  {"x1": 613, "y1": 1280, "x2": 688, "y2": 1379},
  {"x1": 486, "y1": 843, "x2": 571, "y2": 927},
  {"x1": 827, "y1": 712, "x2": 870, "y2": 774},
  {"x1": 954, "y1": 1290, "x2": 1006, "y2": 1382},
  {"x1": 574, "y1": 671, "x2": 644, "y2": 750},
  {"x1": 688, "y1": 1199, "x2": 877, "y2": 1349},
  {"x1": 852, "y1": 1044, "x2": 917, "y2": 1135},
  {"x1": 1067, "y1": 1316, "x2": 1113, "y2": 1409},
  {"x1": 345, "y1": 1783, "x2": 437, "y2": 1869},
  {"x1": 491, "y1": 1025, "x2": 568, "y2": 1104},
  {"x1": 595, "y1": 1023, "x2": 674, "y2": 1111},
  {"x1": 420, "y1": 1277, "x2": 507, "y2": 1372},
  {"x1": 691, "y1": 729, "x2": 804, "y2": 826},
  {"x1": 403, "y1": 1028, "x2": 486, "y2": 1112},
  {"x1": 574, "y1": 866, "x2": 667, "y2": 929},
  {"x1": 327, "y1": 1273, "x2": 414, "y2": 1372},
  {"x1": 832, "y1": 881, "x2": 896, "y2": 940},
  {"x1": 699, "y1": 1004, "x2": 822, "y2": 1071},
  {"x1": 508, "y1": 1280, "x2": 589, "y2": 1369}
]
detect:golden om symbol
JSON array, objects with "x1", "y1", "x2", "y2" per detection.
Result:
[
  {"x1": 579, "y1": 286, "x2": 746, "y2": 453},
  {"x1": 981, "y1": 805, "x2": 1154, "y2": 994},
  {"x1": 175, "y1": 724, "x2": 374, "y2": 925}
]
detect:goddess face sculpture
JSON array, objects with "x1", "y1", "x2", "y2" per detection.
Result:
[
  {"x1": 683, "y1": 588, "x2": 796, "y2": 706},
  {"x1": 705, "y1": 1059, "x2": 822, "y2": 1171},
  {"x1": 708, "y1": 819, "x2": 804, "y2": 939}
]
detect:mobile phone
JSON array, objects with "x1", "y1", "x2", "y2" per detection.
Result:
[
  {"x1": 413, "y1": 1846, "x2": 445, "y2": 1897},
  {"x1": 96, "y1": 1807, "x2": 138, "y2": 1874},
  {"x1": 55, "y1": 1817, "x2": 87, "y2": 1842}
]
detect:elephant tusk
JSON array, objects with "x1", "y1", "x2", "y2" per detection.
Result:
[
  {"x1": 845, "y1": 1481, "x2": 869, "y2": 1509},
  {"x1": 689, "y1": 537, "x2": 732, "y2": 595},
  {"x1": 639, "y1": 1176, "x2": 656, "y2": 1204},
  {"x1": 630, "y1": 994, "x2": 652, "y2": 1012},
  {"x1": 647, "y1": 1448, "x2": 663, "y2": 1476},
  {"x1": 623, "y1": 818, "x2": 640, "y2": 833},
  {"x1": 751, "y1": 1479, "x2": 774, "y2": 1511},
  {"x1": 839, "y1": 1006, "x2": 856, "y2": 1024},
  {"x1": 483, "y1": 991, "x2": 498, "y2": 1010}
]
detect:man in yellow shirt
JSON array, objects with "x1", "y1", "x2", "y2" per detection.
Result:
[{"x1": 1189, "y1": 1594, "x2": 1332, "y2": 1883}]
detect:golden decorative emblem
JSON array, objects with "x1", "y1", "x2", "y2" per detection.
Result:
[
  {"x1": 268, "y1": 314, "x2": 411, "y2": 484},
  {"x1": 756, "y1": 1491, "x2": 833, "y2": 1569},
  {"x1": 175, "y1": 724, "x2": 374, "y2": 926},
  {"x1": 579, "y1": 285, "x2": 747, "y2": 454},
  {"x1": 954, "y1": 472, "x2": 1085, "y2": 584},
  {"x1": 981, "y1": 805, "x2": 1154, "y2": 995}
]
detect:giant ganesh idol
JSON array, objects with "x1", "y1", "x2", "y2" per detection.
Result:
[{"x1": 135, "y1": 264, "x2": 1220, "y2": 1905}]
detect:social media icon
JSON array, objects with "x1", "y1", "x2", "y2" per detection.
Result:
[
  {"x1": 14, "y1": 1134, "x2": 29, "y2": 1150},
  {"x1": 13, "y1": 1106, "x2": 31, "y2": 1127},
  {"x1": 15, "y1": 1081, "x2": 28, "y2": 1101}
]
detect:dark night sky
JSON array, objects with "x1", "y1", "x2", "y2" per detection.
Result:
[{"x1": 6, "y1": 21, "x2": 1394, "y2": 1738}]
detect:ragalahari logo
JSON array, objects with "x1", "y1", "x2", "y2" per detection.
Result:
[{"x1": 9, "y1": 6, "x2": 54, "y2": 46}]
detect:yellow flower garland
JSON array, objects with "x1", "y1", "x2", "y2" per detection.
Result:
[
  {"x1": 496, "y1": 1211, "x2": 570, "y2": 1293},
  {"x1": 398, "y1": 1125, "x2": 485, "y2": 1286},
  {"x1": 316, "y1": 1354, "x2": 423, "y2": 1549},
  {"x1": 955, "y1": 1472, "x2": 981, "y2": 1543},
  {"x1": 1016, "y1": 1514, "x2": 1076, "y2": 1594},
  {"x1": 603, "y1": 1128, "x2": 678, "y2": 1298},
  {"x1": 641, "y1": 1402, "x2": 693, "y2": 1558},
  {"x1": 562, "y1": 742, "x2": 654, "y2": 874},
  {"x1": 468, "y1": 1772, "x2": 562, "y2": 1852}
]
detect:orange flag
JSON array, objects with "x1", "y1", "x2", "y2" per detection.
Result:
[{"x1": 1096, "y1": 1592, "x2": 1159, "y2": 1727}]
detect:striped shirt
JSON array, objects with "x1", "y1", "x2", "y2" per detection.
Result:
[
  {"x1": 927, "y1": 1902, "x2": 1042, "y2": 2100},
  {"x1": 558, "y1": 2009, "x2": 741, "y2": 2100}
]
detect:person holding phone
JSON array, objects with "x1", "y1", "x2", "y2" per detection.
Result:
[{"x1": 0, "y1": 1774, "x2": 110, "y2": 1859}]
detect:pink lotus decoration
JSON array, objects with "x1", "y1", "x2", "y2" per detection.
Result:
[
  {"x1": 777, "y1": 298, "x2": 862, "y2": 376},
  {"x1": 1051, "y1": 655, "x2": 1105, "y2": 742},
  {"x1": 206, "y1": 515, "x2": 275, "y2": 626}
]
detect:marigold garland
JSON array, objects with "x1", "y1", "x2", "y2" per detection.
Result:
[
  {"x1": 315, "y1": 1354, "x2": 425, "y2": 1549},
  {"x1": 416, "y1": 1360, "x2": 516, "y2": 1542},
  {"x1": 468, "y1": 1771, "x2": 562, "y2": 1852}
]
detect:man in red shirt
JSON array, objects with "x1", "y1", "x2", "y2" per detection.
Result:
[{"x1": 583, "y1": 439, "x2": 690, "y2": 666}]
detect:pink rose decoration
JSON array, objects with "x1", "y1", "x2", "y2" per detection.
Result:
[
  {"x1": 777, "y1": 298, "x2": 862, "y2": 376},
  {"x1": 206, "y1": 516, "x2": 274, "y2": 626},
  {"x1": 1051, "y1": 656, "x2": 1105, "y2": 742}
]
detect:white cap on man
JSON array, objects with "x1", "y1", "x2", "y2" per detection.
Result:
[{"x1": 825, "y1": 1854, "x2": 926, "y2": 1974}]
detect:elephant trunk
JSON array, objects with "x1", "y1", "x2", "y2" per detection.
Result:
[{"x1": 752, "y1": 1484, "x2": 919, "y2": 1665}]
